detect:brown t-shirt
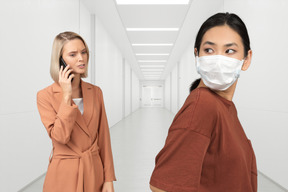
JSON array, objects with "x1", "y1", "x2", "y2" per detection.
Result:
[{"x1": 150, "y1": 87, "x2": 257, "y2": 192}]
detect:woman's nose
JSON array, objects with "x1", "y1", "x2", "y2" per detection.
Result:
[{"x1": 78, "y1": 53, "x2": 83, "y2": 61}]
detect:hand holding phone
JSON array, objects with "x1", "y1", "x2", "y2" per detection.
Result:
[{"x1": 59, "y1": 57, "x2": 73, "y2": 82}]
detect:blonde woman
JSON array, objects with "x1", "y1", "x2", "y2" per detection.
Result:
[{"x1": 37, "y1": 31, "x2": 116, "y2": 192}]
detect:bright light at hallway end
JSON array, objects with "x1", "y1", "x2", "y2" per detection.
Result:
[{"x1": 116, "y1": 0, "x2": 190, "y2": 4}]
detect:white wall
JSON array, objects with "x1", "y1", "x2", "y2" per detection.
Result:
[
  {"x1": 178, "y1": 44, "x2": 200, "y2": 107},
  {"x1": 124, "y1": 60, "x2": 132, "y2": 117},
  {"x1": 223, "y1": 0, "x2": 288, "y2": 189},
  {"x1": 165, "y1": 0, "x2": 288, "y2": 189},
  {"x1": 170, "y1": 65, "x2": 179, "y2": 114},
  {"x1": 94, "y1": 16, "x2": 140, "y2": 124},
  {"x1": 94, "y1": 17, "x2": 124, "y2": 127},
  {"x1": 164, "y1": 75, "x2": 171, "y2": 111},
  {"x1": 0, "y1": 0, "x2": 91, "y2": 191},
  {"x1": 132, "y1": 71, "x2": 140, "y2": 112}
]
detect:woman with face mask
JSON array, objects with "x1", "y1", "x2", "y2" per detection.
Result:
[{"x1": 149, "y1": 13, "x2": 257, "y2": 192}]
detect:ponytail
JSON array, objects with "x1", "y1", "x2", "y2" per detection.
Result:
[{"x1": 189, "y1": 78, "x2": 201, "y2": 92}]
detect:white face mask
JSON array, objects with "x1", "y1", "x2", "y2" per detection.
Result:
[{"x1": 196, "y1": 55, "x2": 244, "y2": 91}]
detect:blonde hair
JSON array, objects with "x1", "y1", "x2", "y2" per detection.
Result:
[{"x1": 50, "y1": 31, "x2": 90, "y2": 82}]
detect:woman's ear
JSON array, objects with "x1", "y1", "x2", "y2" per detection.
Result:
[
  {"x1": 241, "y1": 50, "x2": 252, "y2": 71},
  {"x1": 194, "y1": 48, "x2": 198, "y2": 56}
]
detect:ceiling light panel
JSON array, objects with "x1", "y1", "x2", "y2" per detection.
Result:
[
  {"x1": 127, "y1": 28, "x2": 179, "y2": 31},
  {"x1": 144, "y1": 76, "x2": 161, "y2": 78},
  {"x1": 143, "y1": 75, "x2": 162, "y2": 77},
  {"x1": 141, "y1": 69, "x2": 164, "y2": 71},
  {"x1": 142, "y1": 71, "x2": 162, "y2": 74},
  {"x1": 144, "y1": 77, "x2": 161, "y2": 79},
  {"x1": 116, "y1": 0, "x2": 190, "y2": 5},
  {"x1": 132, "y1": 43, "x2": 173, "y2": 46},
  {"x1": 138, "y1": 60, "x2": 167, "y2": 63},
  {"x1": 136, "y1": 53, "x2": 170, "y2": 56},
  {"x1": 140, "y1": 65, "x2": 165, "y2": 68}
]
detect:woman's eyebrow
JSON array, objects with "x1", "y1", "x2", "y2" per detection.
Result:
[
  {"x1": 225, "y1": 43, "x2": 238, "y2": 47},
  {"x1": 203, "y1": 41, "x2": 215, "y2": 46}
]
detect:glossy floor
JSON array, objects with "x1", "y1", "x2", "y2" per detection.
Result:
[{"x1": 20, "y1": 108, "x2": 287, "y2": 192}]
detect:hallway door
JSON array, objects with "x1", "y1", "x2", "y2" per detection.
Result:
[{"x1": 141, "y1": 85, "x2": 163, "y2": 107}]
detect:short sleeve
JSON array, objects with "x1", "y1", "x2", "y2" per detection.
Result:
[
  {"x1": 150, "y1": 88, "x2": 217, "y2": 192},
  {"x1": 150, "y1": 128, "x2": 210, "y2": 192}
]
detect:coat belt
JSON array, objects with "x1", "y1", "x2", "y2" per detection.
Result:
[{"x1": 52, "y1": 141, "x2": 100, "y2": 192}]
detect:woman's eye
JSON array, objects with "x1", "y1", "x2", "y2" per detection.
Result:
[
  {"x1": 204, "y1": 48, "x2": 213, "y2": 53},
  {"x1": 226, "y1": 49, "x2": 236, "y2": 54},
  {"x1": 70, "y1": 54, "x2": 75, "y2": 57},
  {"x1": 82, "y1": 51, "x2": 87, "y2": 54}
]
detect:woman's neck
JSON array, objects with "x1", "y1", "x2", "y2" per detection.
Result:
[
  {"x1": 71, "y1": 74, "x2": 81, "y2": 89},
  {"x1": 71, "y1": 74, "x2": 82, "y2": 98},
  {"x1": 197, "y1": 79, "x2": 237, "y2": 101}
]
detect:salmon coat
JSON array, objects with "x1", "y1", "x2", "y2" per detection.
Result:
[{"x1": 37, "y1": 80, "x2": 116, "y2": 192}]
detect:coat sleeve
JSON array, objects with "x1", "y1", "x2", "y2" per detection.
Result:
[
  {"x1": 37, "y1": 89, "x2": 78, "y2": 144},
  {"x1": 97, "y1": 88, "x2": 116, "y2": 182}
]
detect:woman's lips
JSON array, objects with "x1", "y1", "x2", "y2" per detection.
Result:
[{"x1": 78, "y1": 64, "x2": 85, "y2": 69}]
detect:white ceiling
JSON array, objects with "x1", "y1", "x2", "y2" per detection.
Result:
[{"x1": 82, "y1": 0, "x2": 224, "y2": 81}]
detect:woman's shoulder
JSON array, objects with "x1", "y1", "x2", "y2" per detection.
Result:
[
  {"x1": 82, "y1": 81, "x2": 104, "y2": 98},
  {"x1": 170, "y1": 88, "x2": 220, "y2": 137},
  {"x1": 37, "y1": 82, "x2": 58, "y2": 99},
  {"x1": 185, "y1": 87, "x2": 220, "y2": 113},
  {"x1": 82, "y1": 81, "x2": 101, "y2": 90}
]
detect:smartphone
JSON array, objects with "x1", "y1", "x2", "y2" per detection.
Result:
[{"x1": 59, "y1": 57, "x2": 73, "y2": 82}]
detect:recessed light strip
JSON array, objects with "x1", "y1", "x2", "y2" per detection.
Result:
[
  {"x1": 138, "y1": 60, "x2": 167, "y2": 63},
  {"x1": 136, "y1": 53, "x2": 170, "y2": 56},
  {"x1": 132, "y1": 43, "x2": 173, "y2": 46},
  {"x1": 142, "y1": 73, "x2": 163, "y2": 75},
  {"x1": 116, "y1": 0, "x2": 190, "y2": 5},
  {"x1": 141, "y1": 69, "x2": 164, "y2": 71},
  {"x1": 127, "y1": 28, "x2": 179, "y2": 31},
  {"x1": 140, "y1": 65, "x2": 165, "y2": 68}
]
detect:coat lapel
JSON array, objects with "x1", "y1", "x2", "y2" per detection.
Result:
[
  {"x1": 51, "y1": 82, "x2": 92, "y2": 137},
  {"x1": 81, "y1": 80, "x2": 94, "y2": 128}
]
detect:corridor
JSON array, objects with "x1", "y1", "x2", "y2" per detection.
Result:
[
  {"x1": 1, "y1": 1, "x2": 288, "y2": 190},
  {"x1": 20, "y1": 108, "x2": 287, "y2": 192}
]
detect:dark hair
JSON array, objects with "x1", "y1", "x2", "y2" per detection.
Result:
[
  {"x1": 189, "y1": 78, "x2": 201, "y2": 92},
  {"x1": 190, "y1": 12, "x2": 251, "y2": 92},
  {"x1": 195, "y1": 12, "x2": 250, "y2": 57}
]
